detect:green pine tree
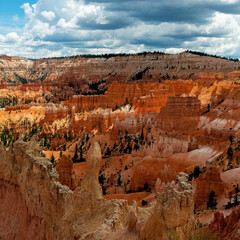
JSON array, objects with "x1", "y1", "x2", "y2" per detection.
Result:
[{"x1": 207, "y1": 190, "x2": 218, "y2": 209}]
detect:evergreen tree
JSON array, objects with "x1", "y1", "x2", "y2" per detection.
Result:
[
  {"x1": 79, "y1": 143, "x2": 83, "y2": 162},
  {"x1": 50, "y1": 154, "x2": 55, "y2": 164},
  {"x1": 229, "y1": 192, "x2": 232, "y2": 204},
  {"x1": 193, "y1": 166, "x2": 201, "y2": 178},
  {"x1": 234, "y1": 184, "x2": 239, "y2": 205},
  {"x1": 117, "y1": 174, "x2": 122, "y2": 186},
  {"x1": 227, "y1": 146, "x2": 233, "y2": 160},
  {"x1": 140, "y1": 128, "x2": 144, "y2": 143},
  {"x1": 43, "y1": 135, "x2": 47, "y2": 147},
  {"x1": 72, "y1": 144, "x2": 79, "y2": 163},
  {"x1": 68, "y1": 132, "x2": 73, "y2": 141},
  {"x1": 98, "y1": 174, "x2": 105, "y2": 185},
  {"x1": 85, "y1": 134, "x2": 89, "y2": 142},
  {"x1": 226, "y1": 192, "x2": 233, "y2": 209},
  {"x1": 207, "y1": 190, "x2": 218, "y2": 209},
  {"x1": 105, "y1": 147, "x2": 111, "y2": 157}
]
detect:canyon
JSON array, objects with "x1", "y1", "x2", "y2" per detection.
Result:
[{"x1": 0, "y1": 51, "x2": 240, "y2": 239}]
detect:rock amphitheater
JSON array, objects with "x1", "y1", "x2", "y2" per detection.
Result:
[{"x1": 0, "y1": 52, "x2": 240, "y2": 239}]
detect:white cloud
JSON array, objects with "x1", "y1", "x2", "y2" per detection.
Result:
[
  {"x1": 183, "y1": 12, "x2": 240, "y2": 56},
  {"x1": 41, "y1": 11, "x2": 56, "y2": 21},
  {"x1": 5, "y1": 32, "x2": 19, "y2": 43},
  {"x1": 165, "y1": 48, "x2": 186, "y2": 54},
  {"x1": 0, "y1": 0, "x2": 240, "y2": 58},
  {"x1": 21, "y1": 3, "x2": 33, "y2": 18}
]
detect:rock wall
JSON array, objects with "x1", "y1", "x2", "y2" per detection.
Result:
[
  {"x1": 140, "y1": 173, "x2": 194, "y2": 240},
  {"x1": 1, "y1": 52, "x2": 240, "y2": 96},
  {"x1": 0, "y1": 139, "x2": 129, "y2": 240},
  {"x1": 56, "y1": 155, "x2": 78, "y2": 190},
  {"x1": 192, "y1": 167, "x2": 226, "y2": 209},
  {"x1": 0, "y1": 138, "x2": 196, "y2": 240},
  {"x1": 41, "y1": 104, "x2": 70, "y2": 123},
  {"x1": 209, "y1": 206, "x2": 240, "y2": 240},
  {"x1": 157, "y1": 96, "x2": 201, "y2": 133},
  {"x1": 0, "y1": 139, "x2": 68, "y2": 240}
]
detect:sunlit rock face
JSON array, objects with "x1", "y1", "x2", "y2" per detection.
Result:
[{"x1": 140, "y1": 173, "x2": 194, "y2": 240}]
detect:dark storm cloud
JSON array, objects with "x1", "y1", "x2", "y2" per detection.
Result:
[
  {"x1": 75, "y1": 13, "x2": 133, "y2": 30},
  {"x1": 212, "y1": 2, "x2": 240, "y2": 14},
  {"x1": 84, "y1": 0, "x2": 239, "y2": 25}
]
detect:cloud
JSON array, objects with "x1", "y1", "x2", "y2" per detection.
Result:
[
  {"x1": 0, "y1": 0, "x2": 240, "y2": 58},
  {"x1": 21, "y1": 3, "x2": 33, "y2": 18},
  {"x1": 5, "y1": 32, "x2": 19, "y2": 43},
  {"x1": 41, "y1": 11, "x2": 56, "y2": 21}
]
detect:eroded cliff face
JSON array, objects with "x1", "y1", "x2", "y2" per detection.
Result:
[
  {"x1": 0, "y1": 139, "x2": 68, "y2": 240},
  {"x1": 1, "y1": 53, "x2": 240, "y2": 239},
  {"x1": 140, "y1": 173, "x2": 194, "y2": 240},
  {"x1": 209, "y1": 206, "x2": 240, "y2": 240},
  {"x1": 56, "y1": 155, "x2": 78, "y2": 190},
  {"x1": 0, "y1": 138, "x2": 195, "y2": 240},
  {"x1": 1, "y1": 52, "x2": 240, "y2": 91},
  {"x1": 0, "y1": 139, "x2": 129, "y2": 240},
  {"x1": 110, "y1": 172, "x2": 195, "y2": 240}
]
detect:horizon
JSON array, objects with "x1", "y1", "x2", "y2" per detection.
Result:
[
  {"x1": 1, "y1": 1, "x2": 240, "y2": 59},
  {"x1": 1, "y1": 50, "x2": 239, "y2": 61}
]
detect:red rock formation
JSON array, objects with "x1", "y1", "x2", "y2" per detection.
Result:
[
  {"x1": 70, "y1": 110, "x2": 131, "y2": 134},
  {"x1": 4, "y1": 103, "x2": 40, "y2": 111},
  {"x1": 64, "y1": 80, "x2": 194, "y2": 113},
  {"x1": 128, "y1": 160, "x2": 176, "y2": 192},
  {"x1": 198, "y1": 72, "x2": 224, "y2": 86},
  {"x1": 0, "y1": 139, "x2": 68, "y2": 240},
  {"x1": 56, "y1": 155, "x2": 78, "y2": 190},
  {"x1": 157, "y1": 96, "x2": 201, "y2": 132},
  {"x1": 209, "y1": 206, "x2": 240, "y2": 240},
  {"x1": 0, "y1": 139, "x2": 130, "y2": 240},
  {"x1": 228, "y1": 70, "x2": 240, "y2": 79},
  {"x1": 193, "y1": 167, "x2": 226, "y2": 209},
  {"x1": 0, "y1": 80, "x2": 7, "y2": 89},
  {"x1": 140, "y1": 173, "x2": 194, "y2": 240},
  {"x1": 41, "y1": 104, "x2": 69, "y2": 123}
]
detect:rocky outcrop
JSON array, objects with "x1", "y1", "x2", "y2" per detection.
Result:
[
  {"x1": 56, "y1": 155, "x2": 78, "y2": 190},
  {"x1": 1, "y1": 52, "x2": 240, "y2": 98},
  {"x1": 64, "y1": 80, "x2": 194, "y2": 113},
  {"x1": 0, "y1": 80, "x2": 7, "y2": 89},
  {"x1": 70, "y1": 109, "x2": 132, "y2": 134},
  {"x1": 157, "y1": 96, "x2": 201, "y2": 133},
  {"x1": 56, "y1": 141, "x2": 130, "y2": 239},
  {"x1": 209, "y1": 206, "x2": 240, "y2": 240},
  {"x1": 192, "y1": 167, "x2": 226, "y2": 209},
  {"x1": 0, "y1": 139, "x2": 129, "y2": 240},
  {"x1": 41, "y1": 104, "x2": 70, "y2": 123},
  {"x1": 0, "y1": 138, "x2": 68, "y2": 240},
  {"x1": 140, "y1": 173, "x2": 194, "y2": 240}
]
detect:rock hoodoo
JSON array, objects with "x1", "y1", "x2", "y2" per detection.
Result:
[{"x1": 140, "y1": 173, "x2": 194, "y2": 240}]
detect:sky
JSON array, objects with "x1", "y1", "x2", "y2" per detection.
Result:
[{"x1": 0, "y1": 0, "x2": 240, "y2": 58}]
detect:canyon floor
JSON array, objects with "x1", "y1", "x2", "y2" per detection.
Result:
[{"x1": 0, "y1": 52, "x2": 240, "y2": 240}]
